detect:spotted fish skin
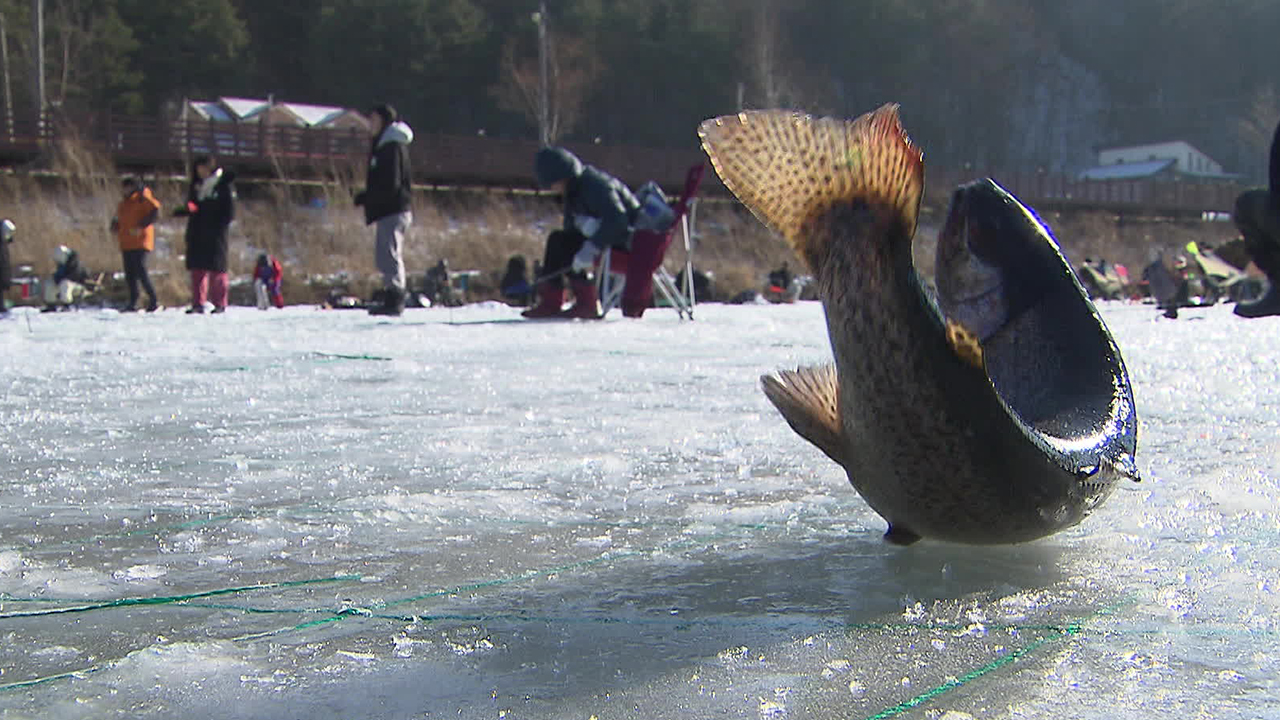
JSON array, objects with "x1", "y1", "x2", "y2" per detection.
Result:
[{"x1": 700, "y1": 105, "x2": 1137, "y2": 545}]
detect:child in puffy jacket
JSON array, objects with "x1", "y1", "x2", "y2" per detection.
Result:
[{"x1": 254, "y1": 253, "x2": 284, "y2": 309}]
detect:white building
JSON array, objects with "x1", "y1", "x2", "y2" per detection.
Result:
[
  {"x1": 180, "y1": 97, "x2": 370, "y2": 131},
  {"x1": 1080, "y1": 141, "x2": 1232, "y2": 181}
]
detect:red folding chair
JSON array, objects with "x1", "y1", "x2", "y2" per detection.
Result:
[{"x1": 597, "y1": 163, "x2": 705, "y2": 319}]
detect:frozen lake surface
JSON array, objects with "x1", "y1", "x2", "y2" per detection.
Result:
[{"x1": 0, "y1": 300, "x2": 1277, "y2": 719}]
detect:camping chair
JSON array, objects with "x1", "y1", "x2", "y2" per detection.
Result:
[{"x1": 597, "y1": 163, "x2": 705, "y2": 319}]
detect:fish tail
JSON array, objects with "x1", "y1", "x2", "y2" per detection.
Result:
[{"x1": 699, "y1": 104, "x2": 924, "y2": 270}]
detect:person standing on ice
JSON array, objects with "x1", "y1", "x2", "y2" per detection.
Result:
[
  {"x1": 253, "y1": 253, "x2": 284, "y2": 309},
  {"x1": 111, "y1": 176, "x2": 161, "y2": 312},
  {"x1": 175, "y1": 155, "x2": 235, "y2": 314},
  {"x1": 0, "y1": 219, "x2": 13, "y2": 315},
  {"x1": 523, "y1": 147, "x2": 639, "y2": 319},
  {"x1": 1232, "y1": 117, "x2": 1280, "y2": 318},
  {"x1": 354, "y1": 103, "x2": 414, "y2": 317}
]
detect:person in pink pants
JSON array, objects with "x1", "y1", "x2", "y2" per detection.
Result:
[{"x1": 175, "y1": 155, "x2": 236, "y2": 314}]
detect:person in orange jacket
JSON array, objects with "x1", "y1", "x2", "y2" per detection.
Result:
[{"x1": 111, "y1": 176, "x2": 161, "y2": 312}]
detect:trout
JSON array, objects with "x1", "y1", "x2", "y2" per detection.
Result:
[{"x1": 699, "y1": 105, "x2": 1138, "y2": 545}]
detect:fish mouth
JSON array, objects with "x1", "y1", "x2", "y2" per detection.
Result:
[
  {"x1": 935, "y1": 181, "x2": 1021, "y2": 339},
  {"x1": 937, "y1": 180, "x2": 1025, "y2": 266},
  {"x1": 939, "y1": 179, "x2": 1139, "y2": 488}
]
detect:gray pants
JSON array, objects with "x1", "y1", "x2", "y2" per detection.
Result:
[{"x1": 374, "y1": 211, "x2": 412, "y2": 290}]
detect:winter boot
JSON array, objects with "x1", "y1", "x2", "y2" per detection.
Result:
[
  {"x1": 369, "y1": 286, "x2": 405, "y2": 316},
  {"x1": 1234, "y1": 282, "x2": 1280, "y2": 318},
  {"x1": 562, "y1": 278, "x2": 602, "y2": 320},
  {"x1": 521, "y1": 284, "x2": 565, "y2": 318},
  {"x1": 1236, "y1": 242, "x2": 1280, "y2": 318}
]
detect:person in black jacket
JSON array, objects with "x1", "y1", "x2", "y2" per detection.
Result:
[
  {"x1": 176, "y1": 155, "x2": 236, "y2": 314},
  {"x1": 355, "y1": 103, "x2": 414, "y2": 317},
  {"x1": 523, "y1": 147, "x2": 639, "y2": 319},
  {"x1": 0, "y1": 219, "x2": 13, "y2": 315},
  {"x1": 1233, "y1": 118, "x2": 1280, "y2": 318}
]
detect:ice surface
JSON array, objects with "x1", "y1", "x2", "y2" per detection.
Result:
[{"x1": 0, "y1": 300, "x2": 1278, "y2": 719}]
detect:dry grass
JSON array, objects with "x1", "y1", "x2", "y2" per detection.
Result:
[
  {"x1": 0, "y1": 139, "x2": 1246, "y2": 307},
  {"x1": 911, "y1": 202, "x2": 1241, "y2": 285}
]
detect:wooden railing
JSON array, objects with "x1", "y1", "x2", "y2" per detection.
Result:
[{"x1": 0, "y1": 112, "x2": 1250, "y2": 216}]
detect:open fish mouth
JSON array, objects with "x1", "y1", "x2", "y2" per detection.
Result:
[{"x1": 937, "y1": 180, "x2": 1138, "y2": 480}]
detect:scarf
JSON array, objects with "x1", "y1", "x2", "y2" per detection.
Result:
[{"x1": 195, "y1": 167, "x2": 224, "y2": 201}]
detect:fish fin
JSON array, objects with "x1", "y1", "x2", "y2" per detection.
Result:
[
  {"x1": 944, "y1": 319, "x2": 985, "y2": 370},
  {"x1": 761, "y1": 364, "x2": 846, "y2": 466},
  {"x1": 699, "y1": 104, "x2": 923, "y2": 269},
  {"x1": 884, "y1": 524, "x2": 922, "y2": 546}
]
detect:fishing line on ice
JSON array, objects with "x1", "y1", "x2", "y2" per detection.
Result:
[
  {"x1": 232, "y1": 525, "x2": 752, "y2": 640},
  {"x1": 856, "y1": 597, "x2": 1133, "y2": 720},
  {"x1": 0, "y1": 575, "x2": 360, "y2": 621},
  {"x1": 196, "y1": 349, "x2": 396, "y2": 373}
]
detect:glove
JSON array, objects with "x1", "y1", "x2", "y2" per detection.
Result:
[
  {"x1": 572, "y1": 214, "x2": 601, "y2": 237},
  {"x1": 572, "y1": 242, "x2": 601, "y2": 273},
  {"x1": 354, "y1": 191, "x2": 366, "y2": 206}
]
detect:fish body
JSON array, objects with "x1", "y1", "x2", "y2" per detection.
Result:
[{"x1": 699, "y1": 106, "x2": 1138, "y2": 545}]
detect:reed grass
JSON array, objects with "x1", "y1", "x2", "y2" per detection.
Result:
[{"x1": 0, "y1": 135, "x2": 1248, "y2": 307}]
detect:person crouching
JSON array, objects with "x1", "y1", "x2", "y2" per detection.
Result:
[
  {"x1": 523, "y1": 147, "x2": 639, "y2": 319},
  {"x1": 254, "y1": 253, "x2": 284, "y2": 309},
  {"x1": 42, "y1": 245, "x2": 91, "y2": 312}
]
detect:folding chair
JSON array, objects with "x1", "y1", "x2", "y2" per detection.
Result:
[{"x1": 597, "y1": 163, "x2": 705, "y2": 319}]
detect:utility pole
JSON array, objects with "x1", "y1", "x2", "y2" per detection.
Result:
[
  {"x1": 31, "y1": 0, "x2": 44, "y2": 131},
  {"x1": 534, "y1": 1, "x2": 549, "y2": 146}
]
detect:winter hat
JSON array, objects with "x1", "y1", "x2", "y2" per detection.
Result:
[
  {"x1": 371, "y1": 104, "x2": 398, "y2": 128},
  {"x1": 54, "y1": 245, "x2": 71, "y2": 264},
  {"x1": 535, "y1": 147, "x2": 583, "y2": 187}
]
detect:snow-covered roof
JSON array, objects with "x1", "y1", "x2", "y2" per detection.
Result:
[
  {"x1": 185, "y1": 97, "x2": 360, "y2": 127},
  {"x1": 1079, "y1": 159, "x2": 1175, "y2": 181},
  {"x1": 220, "y1": 97, "x2": 267, "y2": 121},
  {"x1": 283, "y1": 102, "x2": 346, "y2": 127},
  {"x1": 186, "y1": 101, "x2": 234, "y2": 122}
]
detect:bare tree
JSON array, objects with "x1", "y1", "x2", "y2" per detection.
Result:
[
  {"x1": 491, "y1": 29, "x2": 600, "y2": 145},
  {"x1": 1235, "y1": 84, "x2": 1280, "y2": 182},
  {"x1": 38, "y1": 0, "x2": 138, "y2": 112},
  {"x1": 748, "y1": 0, "x2": 795, "y2": 109}
]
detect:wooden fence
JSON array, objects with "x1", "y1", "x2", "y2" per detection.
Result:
[{"x1": 0, "y1": 112, "x2": 1249, "y2": 216}]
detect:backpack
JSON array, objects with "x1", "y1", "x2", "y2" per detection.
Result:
[{"x1": 633, "y1": 180, "x2": 676, "y2": 232}]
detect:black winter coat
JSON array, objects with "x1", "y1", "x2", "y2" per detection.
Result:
[
  {"x1": 1269, "y1": 119, "x2": 1280, "y2": 198},
  {"x1": 0, "y1": 234, "x2": 9, "y2": 292},
  {"x1": 179, "y1": 170, "x2": 236, "y2": 272},
  {"x1": 357, "y1": 122, "x2": 413, "y2": 225},
  {"x1": 563, "y1": 165, "x2": 639, "y2": 250}
]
